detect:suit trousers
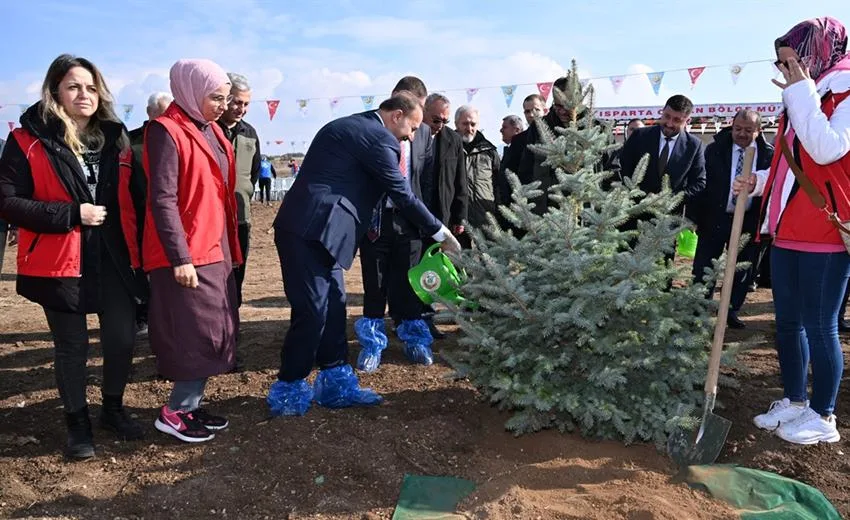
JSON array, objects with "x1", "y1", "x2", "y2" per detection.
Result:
[
  {"x1": 275, "y1": 230, "x2": 348, "y2": 382},
  {"x1": 360, "y1": 208, "x2": 424, "y2": 322},
  {"x1": 692, "y1": 212, "x2": 757, "y2": 311}
]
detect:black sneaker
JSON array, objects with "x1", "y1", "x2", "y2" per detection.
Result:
[
  {"x1": 192, "y1": 408, "x2": 229, "y2": 430},
  {"x1": 154, "y1": 406, "x2": 215, "y2": 443}
]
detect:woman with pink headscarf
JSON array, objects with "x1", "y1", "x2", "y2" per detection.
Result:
[
  {"x1": 141, "y1": 59, "x2": 242, "y2": 443},
  {"x1": 736, "y1": 17, "x2": 850, "y2": 445}
]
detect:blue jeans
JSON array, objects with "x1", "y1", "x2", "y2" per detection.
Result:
[{"x1": 771, "y1": 246, "x2": 849, "y2": 416}]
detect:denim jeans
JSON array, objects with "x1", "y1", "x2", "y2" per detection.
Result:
[{"x1": 771, "y1": 246, "x2": 849, "y2": 416}]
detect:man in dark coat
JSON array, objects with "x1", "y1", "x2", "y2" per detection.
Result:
[
  {"x1": 619, "y1": 94, "x2": 707, "y2": 230},
  {"x1": 691, "y1": 110, "x2": 773, "y2": 329},
  {"x1": 266, "y1": 92, "x2": 460, "y2": 417}
]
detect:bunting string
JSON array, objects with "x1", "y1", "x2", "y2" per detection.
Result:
[{"x1": 1, "y1": 58, "x2": 776, "y2": 125}]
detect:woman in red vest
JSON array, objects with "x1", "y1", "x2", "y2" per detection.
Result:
[
  {"x1": 142, "y1": 59, "x2": 242, "y2": 443},
  {"x1": 0, "y1": 55, "x2": 147, "y2": 459},
  {"x1": 737, "y1": 17, "x2": 850, "y2": 444}
]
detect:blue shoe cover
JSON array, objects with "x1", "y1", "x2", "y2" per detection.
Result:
[
  {"x1": 355, "y1": 317, "x2": 388, "y2": 373},
  {"x1": 267, "y1": 379, "x2": 313, "y2": 416},
  {"x1": 398, "y1": 319, "x2": 434, "y2": 366},
  {"x1": 314, "y1": 365, "x2": 383, "y2": 408}
]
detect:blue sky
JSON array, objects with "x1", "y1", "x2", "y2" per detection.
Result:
[{"x1": 2, "y1": 1, "x2": 849, "y2": 152}]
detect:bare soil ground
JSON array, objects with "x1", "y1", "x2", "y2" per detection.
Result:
[{"x1": 1, "y1": 205, "x2": 847, "y2": 519}]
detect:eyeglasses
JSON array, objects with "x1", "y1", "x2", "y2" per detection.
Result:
[{"x1": 209, "y1": 94, "x2": 234, "y2": 105}]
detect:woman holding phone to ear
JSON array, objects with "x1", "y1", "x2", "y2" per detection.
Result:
[{"x1": 734, "y1": 17, "x2": 850, "y2": 445}]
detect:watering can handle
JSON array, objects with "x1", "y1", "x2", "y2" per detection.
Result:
[{"x1": 426, "y1": 243, "x2": 442, "y2": 257}]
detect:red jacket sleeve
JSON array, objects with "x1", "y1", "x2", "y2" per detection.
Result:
[{"x1": 118, "y1": 147, "x2": 141, "y2": 269}]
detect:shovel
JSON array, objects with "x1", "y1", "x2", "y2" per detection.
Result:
[{"x1": 668, "y1": 146, "x2": 756, "y2": 468}]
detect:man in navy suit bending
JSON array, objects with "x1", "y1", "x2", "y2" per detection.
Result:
[
  {"x1": 266, "y1": 92, "x2": 461, "y2": 417},
  {"x1": 619, "y1": 94, "x2": 706, "y2": 232}
]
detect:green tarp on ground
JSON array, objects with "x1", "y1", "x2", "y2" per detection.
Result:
[
  {"x1": 684, "y1": 464, "x2": 840, "y2": 519},
  {"x1": 391, "y1": 474, "x2": 476, "y2": 520}
]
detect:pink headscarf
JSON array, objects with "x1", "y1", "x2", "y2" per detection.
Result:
[
  {"x1": 775, "y1": 17, "x2": 848, "y2": 81},
  {"x1": 169, "y1": 59, "x2": 230, "y2": 122}
]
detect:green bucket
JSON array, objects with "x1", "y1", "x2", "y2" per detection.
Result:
[
  {"x1": 677, "y1": 229, "x2": 699, "y2": 259},
  {"x1": 408, "y1": 243, "x2": 470, "y2": 307}
]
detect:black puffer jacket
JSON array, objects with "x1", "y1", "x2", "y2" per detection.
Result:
[{"x1": 0, "y1": 103, "x2": 147, "y2": 312}]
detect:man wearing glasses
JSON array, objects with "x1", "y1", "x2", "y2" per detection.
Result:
[{"x1": 217, "y1": 72, "x2": 261, "y2": 311}]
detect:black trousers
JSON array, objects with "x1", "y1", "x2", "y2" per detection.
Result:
[
  {"x1": 258, "y1": 178, "x2": 272, "y2": 202},
  {"x1": 233, "y1": 223, "x2": 250, "y2": 307},
  {"x1": 275, "y1": 230, "x2": 348, "y2": 382},
  {"x1": 359, "y1": 208, "x2": 424, "y2": 322},
  {"x1": 44, "y1": 259, "x2": 137, "y2": 413},
  {"x1": 692, "y1": 213, "x2": 757, "y2": 312}
]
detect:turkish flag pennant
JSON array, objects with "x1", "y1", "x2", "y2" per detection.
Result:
[
  {"x1": 687, "y1": 67, "x2": 706, "y2": 88},
  {"x1": 275, "y1": 140, "x2": 284, "y2": 145},
  {"x1": 266, "y1": 99, "x2": 280, "y2": 121},
  {"x1": 7, "y1": 121, "x2": 14, "y2": 131},
  {"x1": 267, "y1": 100, "x2": 280, "y2": 121},
  {"x1": 537, "y1": 82, "x2": 554, "y2": 102}
]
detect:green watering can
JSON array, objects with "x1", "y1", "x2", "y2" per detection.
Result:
[
  {"x1": 408, "y1": 243, "x2": 475, "y2": 308},
  {"x1": 676, "y1": 229, "x2": 699, "y2": 259}
]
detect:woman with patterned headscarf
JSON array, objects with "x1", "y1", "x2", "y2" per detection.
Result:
[
  {"x1": 736, "y1": 17, "x2": 850, "y2": 445},
  {"x1": 142, "y1": 59, "x2": 242, "y2": 443}
]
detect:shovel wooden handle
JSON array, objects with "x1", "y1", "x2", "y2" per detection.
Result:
[{"x1": 704, "y1": 147, "x2": 756, "y2": 394}]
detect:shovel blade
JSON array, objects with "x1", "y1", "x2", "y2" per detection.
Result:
[{"x1": 667, "y1": 412, "x2": 732, "y2": 468}]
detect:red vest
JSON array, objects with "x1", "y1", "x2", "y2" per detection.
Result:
[
  {"x1": 760, "y1": 88, "x2": 850, "y2": 246},
  {"x1": 11, "y1": 129, "x2": 82, "y2": 277},
  {"x1": 141, "y1": 104, "x2": 242, "y2": 271}
]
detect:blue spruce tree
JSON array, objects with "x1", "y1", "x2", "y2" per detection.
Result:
[{"x1": 447, "y1": 60, "x2": 728, "y2": 446}]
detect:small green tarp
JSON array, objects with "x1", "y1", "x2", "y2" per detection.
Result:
[
  {"x1": 391, "y1": 474, "x2": 476, "y2": 520},
  {"x1": 684, "y1": 464, "x2": 840, "y2": 519}
]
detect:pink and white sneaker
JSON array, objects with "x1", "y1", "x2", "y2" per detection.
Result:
[{"x1": 154, "y1": 406, "x2": 215, "y2": 443}]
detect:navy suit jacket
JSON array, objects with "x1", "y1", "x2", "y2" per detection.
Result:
[
  {"x1": 620, "y1": 125, "x2": 706, "y2": 207},
  {"x1": 273, "y1": 111, "x2": 441, "y2": 269}
]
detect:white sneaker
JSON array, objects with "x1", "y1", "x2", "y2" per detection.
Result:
[
  {"x1": 775, "y1": 407, "x2": 840, "y2": 445},
  {"x1": 753, "y1": 398, "x2": 808, "y2": 431}
]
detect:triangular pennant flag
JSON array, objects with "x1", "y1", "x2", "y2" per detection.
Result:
[
  {"x1": 296, "y1": 99, "x2": 308, "y2": 117},
  {"x1": 579, "y1": 79, "x2": 590, "y2": 90},
  {"x1": 0, "y1": 104, "x2": 4, "y2": 111},
  {"x1": 266, "y1": 100, "x2": 280, "y2": 121},
  {"x1": 7, "y1": 121, "x2": 15, "y2": 131},
  {"x1": 329, "y1": 97, "x2": 340, "y2": 114},
  {"x1": 647, "y1": 72, "x2": 664, "y2": 95},
  {"x1": 290, "y1": 140, "x2": 296, "y2": 148},
  {"x1": 536, "y1": 82, "x2": 554, "y2": 102},
  {"x1": 687, "y1": 67, "x2": 706, "y2": 88},
  {"x1": 714, "y1": 120, "x2": 722, "y2": 131},
  {"x1": 122, "y1": 104, "x2": 133, "y2": 122},
  {"x1": 361, "y1": 95, "x2": 375, "y2": 111},
  {"x1": 19, "y1": 104, "x2": 28, "y2": 115},
  {"x1": 700, "y1": 123, "x2": 707, "y2": 132},
  {"x1": 265, "y1": 140, "x2": 270, "y2": 146},
  {"x1": 730, "y1": 64, "x2": 745, "y2": 85},
  {"x1": 275, "y1": 140, "x2": 284, "y2": 145},
  {"x1": 301, "y1": 141, "x2": 307, "y2": 149},
  {"x1": 610, "y1": 75, "x2": 625, "y2": 95},
  {"x1": 501, "y1": 85, "x2": 516, "y2": 108},
  {"x1": 465, "y1": 88, "x2": 479, "y2": 103}
]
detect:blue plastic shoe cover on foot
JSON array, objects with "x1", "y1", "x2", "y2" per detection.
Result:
[
  {"x1": 355, "y1": 317, "x2": 388, "y2": 373},
  {"x1": 398, "y1": 319, "x2": 434, "y2": 366},
  {"x1": 267, "y1": 379, "x2": 313, "y2": 416},
  {"x1": 314, "y1": 365, "x2": 383, "y2": 408}
]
